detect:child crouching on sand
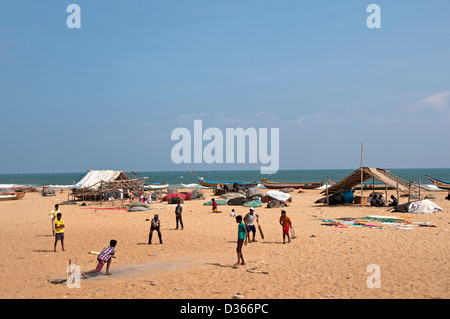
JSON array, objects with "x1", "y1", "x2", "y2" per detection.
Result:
[{"x1": 82, "y1": 240, "x2": 117, "y2": 278}]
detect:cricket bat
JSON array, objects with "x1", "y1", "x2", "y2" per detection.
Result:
[
  {"x1": 257, "y1": 222, "x2": 265, "y2": 240},
  {"x1": 88, "y1": 251, "x2": 116, "y2": 258},
  {"x1": 291, "y1": 227, "x2": 296, "y2": 239}
]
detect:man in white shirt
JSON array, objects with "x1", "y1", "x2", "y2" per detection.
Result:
[{"x1": 244, "y1": 207, "x2": 259, "y2": 242}]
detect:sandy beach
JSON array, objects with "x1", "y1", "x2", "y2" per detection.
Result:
[{"x1": 0, "y1": 187, "x2": 448, "y2": 299}]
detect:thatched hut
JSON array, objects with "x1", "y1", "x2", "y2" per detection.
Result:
[{"x1": 72, "y1": 170, "x2": 144, "y2": 201}]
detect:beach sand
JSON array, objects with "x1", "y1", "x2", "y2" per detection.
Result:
[{"x1": 0, "y1": 187, "x2": 448, "y2": 299}]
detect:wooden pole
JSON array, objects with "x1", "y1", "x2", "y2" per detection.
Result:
[
  {"x1": 384, "y1": 183, "x2": 388, "y2": 206},
  {"x1": 396, "y1": 181, "x2": 399, "y2": 204},
  {"x1": 372, "y1": 178, "x2": 375, "y2": 197},
  {"x1": 100, "y1": 182, "x2": 103, "y2": 206},
  {"x1": 360, "y1": 143, "x2": 364, "y2": 207},
  {"x1": 418, "y1": 179, "x2": 421, "y2": 200},
  {"x1": 112, "y1": 183, "x2": 115, "y2": 206},
  {"x1": 408, "y1": 179, "x2": 411, "y2": 202},
  {"x1": 325, "y1": 181, "x2": 329, "y2": 205}
]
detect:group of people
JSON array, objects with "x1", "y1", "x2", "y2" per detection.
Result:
[
  {"x1": 49, "y1": 204, "x2": 116, "y2": 277},
  {"x1": 370, "y1": 194, "x2": 398, "y2": 207},
  {"x1": 147, "y1": 202, "x2": 183, "y2": 245},
  {"x1": 48, "y1": 199, "x2": 294, "y2": 278},
  {"x1": 233, "y1": 208, "x2": 293, "y2": 267},
  {"x1": 49, "y1": 204, "x2": 65, "y2": 252}
]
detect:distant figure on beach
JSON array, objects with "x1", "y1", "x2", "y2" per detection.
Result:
[
  {"x1": 446, "y1": 192, "x2": 450, "y2": 200},
  {"x1": 370, "y1": 195, "x2": 379, "y2": 207},
  {"x1": 279, "y1": 210, "x2": 292, "y2": 244},
  {"x1": 148, "y1": 214, "x2": 162, "y2": 244},
  {"x1": 230, "y1": 209, "x2": 236, "y2": 217},
  {"x1": 234, "y1": 215, "x2": 247, "y2": 267},
  {"x1": 388, "y1": 195, "x2": 398, "y2": 207},
  {"x1": 53, "y1": 212, "x2": 65, "y2": 252},
  {"x1": 127, "y1": 190, "x2": 134, "y2": 201},
  {"x1": 82, "y1": 240, "x2": 117, "y2": 278},
  {"x1": 244, "y1": 207, "x2": 259, "y2": 242},
  {"x1": 175, "y1": 202, "x2": 183, "y2": 230},
  {"x1": 49, "y1": 204, "x2": 60, "y2": 236},
  {"x1": 211, "y1": 198, "x2": 221, "y2": 213},
  {"x1": 377, "y1": 195, "x2": 386, "y2": 207}
]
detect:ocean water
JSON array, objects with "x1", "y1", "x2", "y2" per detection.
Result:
[{"x1": 0, "y1": 168, "x2": 449, "y2": 189}]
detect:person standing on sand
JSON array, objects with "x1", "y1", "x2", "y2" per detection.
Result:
[
  {"x1": 279, "y1": 210, "x2": 292, "y2": 244},
  {"x1": 54, "y1": 212, "x2": 65, "y2": 252},
  {"x1": 175, "y1": 202, "x2": 183, "y2": 230},
  {"x1": 82, "y1": 240, "x2": 117, "y2": 278},
  {"x1": 148, "y1": 214, "x2": 162, "y2": 244},
  {"x1": 49, "y1": 204, "x2": 60, "y2": 236},
  {"x1": 244, "y1": 207, "x2": 259, "y2": 242},
  {"x1": 234, "y1": 215, "x2": 247, "y2": 267}
]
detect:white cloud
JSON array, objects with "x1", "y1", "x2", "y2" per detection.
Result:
[
  {"x1": 173, "y1": 112, "x2": 208, "y2": 122},
  {"x1": 419, "y1": 91, "x2": 450, "y2": 110},
  {"x1": 254, "y1": 111, "x2": 267, "y2": 117},
  {"x1": 297, "y1": 113, "x2": 325, "y2": 126}
]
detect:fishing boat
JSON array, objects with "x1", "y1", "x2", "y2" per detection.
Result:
[
  {"x1": 260, "y1": 178, "x2": 324, "y2": 190},
  {"x1": 426, "y1": 175, "x2": 450, "y2": 190},
  {"x1": 144, "y1": 183, "x2": 169, "y2": 190},
  {"x1": 0, "y1": 189, "x2": 26, "y2": 199},
  {"x1": 41, "y1": 186, "x2": 56, "y2": 196},
  {"x1": 191, "y1": 171, "x2": 258, "y2": 188},
  {"x1": 0, "y1": 194, "x2": 17, "y2": 201}
]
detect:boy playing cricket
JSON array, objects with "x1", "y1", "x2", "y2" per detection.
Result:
[
  {"x1": 82, "y1": 240, "x2": 117, "y2": 278},
  {"x1": 279, "y1": 210, "x2": 292, "y2": 244}
]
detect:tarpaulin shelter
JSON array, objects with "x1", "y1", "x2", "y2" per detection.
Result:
[
  {"x1": 72, "y1": 170, "x2": 144, "y2": 201},
  {"x1": 323, "y1": 167, "x2": 425, "y2": 195}
]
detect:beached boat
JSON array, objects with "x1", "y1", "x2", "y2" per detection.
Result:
[
  {"x1": 260, "y1": 178, "x2": 324, "y2": 190},
  {"x1": 41, "y1": 186, "x2": 56, "y2": 196},
  {"x1": 0, "y1": 194, "x2": 17, "y2": 201},
  {"x1": 14, "y1": 191, "x2": 25, "y2": 199},
  {"x1": 144, "y1": 183, "x2": 169, "y2": 190},
  {"x1": 0, "y1": 189, "x2": 26, "y2": 200},
  {"x1": 191, "y1": 171, "x2": 258, "y2": 188},
  {"x1": 426, "y1": 175, "x2": 450, "y2": 190}
]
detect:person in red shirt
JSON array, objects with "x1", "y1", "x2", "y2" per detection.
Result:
[{"x1": 211, "y1": 198, "x2": 221, "y2": 213}]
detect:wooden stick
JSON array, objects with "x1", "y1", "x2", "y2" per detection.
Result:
[
  {"x1": 397, "y1": 181, "x2": 399, "y2": 204},
  {"x1": 360, "y1": 143, "x2": 364, "y2": 207},
  {"x1": 373, "y1": 178, "x2": 375, "y2": 196},
  {"x1": 418, "y1": 179, "x2": 421, "y2": 200},
  {"x1": 408, "y1": 179, "x2": 411, "y2": 202},
  {"x1": 247, "y1": 269, "x2": 269, "y2": 275},
  {"x1": 385, "y1": 183, "x2": 388, "y2": 206}
]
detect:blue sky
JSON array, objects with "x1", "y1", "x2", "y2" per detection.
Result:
[{"x1": 1, "y1": 1, "x2": 449, "y2": 173}]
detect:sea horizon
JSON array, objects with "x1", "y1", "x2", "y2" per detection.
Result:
[{"x1": 1, "y1": 167, "x2": 449, "y2": 189}]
